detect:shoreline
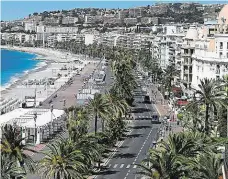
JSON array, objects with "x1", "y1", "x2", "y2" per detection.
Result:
[
  {"x1": 0, "y1": 46, "x2": 96, "y2": 113},
  {"x1": 1, "y1": 45, "x2": 75, "y2": 62},
  {"x1": 1, "y1": 46, "x2": 53, "y2": 93}
]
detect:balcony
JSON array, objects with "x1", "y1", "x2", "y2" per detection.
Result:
[{"x1": 184, "y1": 70, "x2": 189, "y2": 74}]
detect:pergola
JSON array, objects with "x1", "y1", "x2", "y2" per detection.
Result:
[{"x1": 0, "y1": 108, "x2": 66, "y2": 145}]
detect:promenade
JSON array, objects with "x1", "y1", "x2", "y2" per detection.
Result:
[
  {"x1": 40, "y1": 62, "x2": 97, "y2": 110},
  {"x1": 149, "y1": 83, "x2": 183, "y2": 139}
]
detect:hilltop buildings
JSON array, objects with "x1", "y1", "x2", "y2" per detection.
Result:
[{"x1": 1, "y1": 4, "x2": 228, "y2": 93}]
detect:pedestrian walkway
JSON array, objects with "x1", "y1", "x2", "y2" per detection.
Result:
[
  {"x1": 24, "y1": 144, "x2": 46, "y2": 156},
  {"x1": 149, "y1": 84, "x2": 171, "y2": 117}
]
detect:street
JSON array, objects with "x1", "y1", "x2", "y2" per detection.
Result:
[{"x1": 95, "y1": 75, "x2": 161, "y2": 179}]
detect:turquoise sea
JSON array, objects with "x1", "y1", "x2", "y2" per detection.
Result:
[{"x1": 1, "y1": 49, "x2": 39, "y2": 87}]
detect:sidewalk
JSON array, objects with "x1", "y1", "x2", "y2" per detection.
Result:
[
  {"x1": 149, "y1": 84, "x2": 171, "y2": 117},
  {"x1": 148, "y1": 83, "x2": 183, "y2": 141}
]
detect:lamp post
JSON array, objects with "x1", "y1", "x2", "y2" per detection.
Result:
[
  {"x1": 50, "y1": 104, "x2": 54, "y2": 136},
  {"x1": 34, "y1": 112, "x2": 37, "y2": 146}
]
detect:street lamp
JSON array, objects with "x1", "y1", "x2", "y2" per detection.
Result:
[{"x1": 34, "y1": 112, "x2": 37, "y2": 145}]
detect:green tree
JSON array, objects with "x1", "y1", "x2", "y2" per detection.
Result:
[
  {"x1": 191, "y1": 78, "x2": 225, "y2": 134},
  {"x1": 1, "y1": 154, "x2": 25, "y2": 179},
  {"x1": 38, "y1": 139, "x2": 87, "y2": 179},
  {"x1": 1, "y1": 125, "x2": 36, "y2": 174},
  {"x1": 87, "y1": 93, "x2": 110, "y2": 134}
]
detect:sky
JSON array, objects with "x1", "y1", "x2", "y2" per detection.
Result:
[{"x1": 1, "y1": 1, "x2": 228, "y2": 21}]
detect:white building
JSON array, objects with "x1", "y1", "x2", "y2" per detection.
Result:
[
  {"x1": 156, "y1": 25, "x2": 185, "y2": 70},
  {"x1": 45, "y1": 26, "x2": 78, "y2": 33},
  {"x1": 180, "y1": 25, "x2": 198, "y2": 88},
  {"x1": 24, "y1": 21, "x2": 37, "y2": 32},
  {"x1": 62, "y1": 16, "x2": 78, "y2": 25},
  {"x1": 191, "y1": 4, "x2": 228, "y2": 89},
  {"x1": 84, "y1": 15, "x2": 103, "y2": 24},
  {"x1": 84, "y1": 34, "x2": 94, "y2": 45}
]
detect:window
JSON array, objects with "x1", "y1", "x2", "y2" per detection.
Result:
[
  {"x1": 220, "y1": 52, "x2": 223, "y2": 58},
  {"x1": 227, "y1": 42, "x2": 228, "y2": 49},
  {"x1": 220, "y1": 42, "x2": 223, "y2": 49},
  {"x1": 184, "y1": 49, "x2": 188, "y2": 54},
  {"x1": 227, "y1": 53, "x2": 228, "y2": 58}
]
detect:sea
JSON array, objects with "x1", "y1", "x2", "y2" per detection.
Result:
[{"x1": 1, "y1": 49, "x2": 39, "y2": 90}]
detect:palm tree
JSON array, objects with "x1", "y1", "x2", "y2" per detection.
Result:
[
  {"x1": 74, "y1": 134, "x2": 105, "y2": 170},
  {"x1": 162, "y1": 63, "x2": 179, "y2": 97},
  {"x1": 190, "y1": 153, "x2": 222, "y2": 179},
  {"x1": 191, "y1": 78, "x2": 225, "y2": 134},
  {"x1": 66, "y1": 106, "x2": 90, "y2": 139},
  {"x1": 38, "y1": 139, "x2": 87, "y2": 179},
  {"x1": 138, "y1": 148, "x2": 190, "y2": 179},
  {"x1": 110, "y1": 50, "x2": 137, "y2": 105},
  {"x1": 1, "y1": 154, "x2": 25, "y2": 179},
  {"x1": 1, "y1": 124, "x2": 36, "y2": 173},
  {"x1": 87, "y1": 93, "x2": 110, "y2": 134},
  {"x1": 104, "y1": 91, "x2": 129, "y2": 118}
]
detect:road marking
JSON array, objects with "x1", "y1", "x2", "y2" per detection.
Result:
[
  {"x1": 120, "y1": 164, "x2": 124, "y2": 168},
  {"x1": 133, "y1": 165, "x2": 137, "y2": 169},
  {"x1": 126, "y1": 164, "x2": 131, "y2": 169},
  {"x1": 113, "y1": 164, "x2": 118, "y2": 168}
]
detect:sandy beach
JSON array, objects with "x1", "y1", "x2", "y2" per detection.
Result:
[{"x1": 0, "y1": 45, "x2": 99, "y2": 114}]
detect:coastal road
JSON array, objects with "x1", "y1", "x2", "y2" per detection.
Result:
[
  {"x1": 95, "y1": 120, "x2": 159, "y2": 179},
  {"x1": 95, "y1": 77, "x2": 161, "y2": 179}
]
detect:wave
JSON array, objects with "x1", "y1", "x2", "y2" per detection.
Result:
[{"x1": 0, "y1": 61, "x2": 47, "y2": 92}]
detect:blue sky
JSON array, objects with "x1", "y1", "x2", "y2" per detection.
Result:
[{"x1": 1, "y1": 1, "x2": 227, "y2": 21}]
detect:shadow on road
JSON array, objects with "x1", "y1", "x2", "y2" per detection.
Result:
[
  {"x1": 119, "y1": 145, "x2": 129, "y2": 149},
  {"x1": 127, "y1": 133, "x2": 143, "y2": 138},
  {"x1": 129, "y1": 125, "x2": 151, "y2": 129},
  {"x1": 95, "y1": 170, "x2": 119, "y2": 176},
  {"x1": 131, "y1": 108, "x2": 152, "y2": 113},
  {"x1": 113, "y1": 153, "x2": 136, "y2": 159}
]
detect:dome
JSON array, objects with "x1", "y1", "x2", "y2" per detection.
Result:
[
  {"x1": 184, "y1": 25, "x2": 198, "y2": 40},
  {"x1": 218, "y1": 4, "x2": 228, "y2": 25}
]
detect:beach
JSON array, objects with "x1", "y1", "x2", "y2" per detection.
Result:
[{"x1": 0, "y1": 45, "x2": 99, "y2": 114}]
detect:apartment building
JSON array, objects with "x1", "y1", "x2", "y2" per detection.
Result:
[
  {"x1": 45, "y1": 26, "x2": 78, "y2": 33},
  {"x1": 155, "y1": 25, "x2": 185, "y2": 70},
  {"x1": 43, "y1": 17, "x2": 60, "y2": 26},
  {"x1": 124, "y1": 18, "x2": 138, "y2": 26},
  {"x1": 118, "y1": 10, "x2": 128, "y2": 19},
  {"x1": 191, "y1": 5, "x2": 228, "y2": 89},
  {"x1": 62, "y1": 16, "x2": 78, "y2": 25},
  {"x1": 180, "y1": 25, "x2": 197, "y2": 88},
  {"x1": 84, "y1": 15, "x2": 103, "y2": 24},
  {"x1": 24, "y1": 21, "x2": 37, "y2": 32},
  {"x1": 129, "y1": 8, "x2": 142, "y2": 18},
  {"x1": 103, "y1": 15, "x2": 122, "y2": 25}
]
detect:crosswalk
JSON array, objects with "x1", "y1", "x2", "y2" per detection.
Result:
[{"x1": 102, "y1": 163, "x2": 138, "y2": 169}]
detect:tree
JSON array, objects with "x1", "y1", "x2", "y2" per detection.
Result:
[
  {"x1": 138, "y1": 131, "x2": 227, "y2": 179},
  {"x1": 66, "y1": 106, "x2": 90, "y2": 140},
  {"x1": 162, "y1": 63, "x2": 179, "y2": 97},
  {"x1": 190, "y1": 154, "x2": 223, "y2": 179},
  {"x1": 38, "y1": 139, "x2": 87, "y2": 179},
  {"x1": 104, "y1": 91, "x2": 129, "y2": 118},
  {"x1": 1, "y1": 154, "x2": 25, "y2": 179},
  {"x1": 87, "y1": 93, "x2": 110, "y2": 134},
  {"x1": 1, "y1": 125, "x2": 36, "y2": 174},
  {"x1": 191, "y1": 78, "x2": 225, "y2": 134},
  {"x1": 138, "y1": 148, "x2": 190, "y2": 179}
]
